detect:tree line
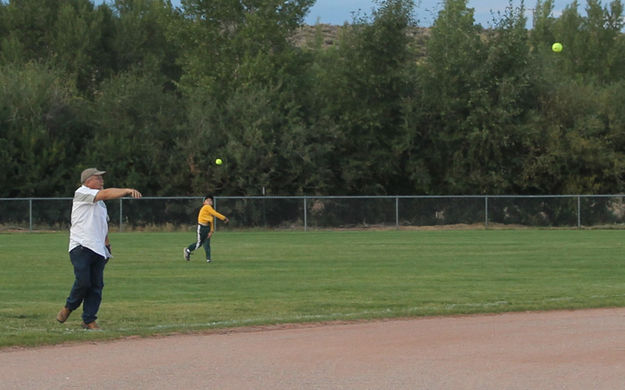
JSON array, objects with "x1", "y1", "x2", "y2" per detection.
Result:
[{"x1": 1, "y1": 0, "x2": 624, "y2": 198}]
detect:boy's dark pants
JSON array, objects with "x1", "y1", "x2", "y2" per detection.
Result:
[{"x1": 187, "y1": 224, "x2": 212, "y2": 260}]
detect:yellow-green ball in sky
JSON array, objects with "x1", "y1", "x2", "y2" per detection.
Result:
[
  {"x1": 552, "y1": 42, "x2": 563, "y2": 53},
  {"x1": 215, "y1": 158, "x2": 223, "y2": 165}
]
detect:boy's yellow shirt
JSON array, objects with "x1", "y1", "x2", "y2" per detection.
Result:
[{"x1": 197, "y1": 204, "x2": 226, "y2": 232}]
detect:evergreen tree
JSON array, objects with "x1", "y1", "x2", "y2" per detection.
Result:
[{"x1": 316, "y1": 0, "x2": 416, "y2": 194}]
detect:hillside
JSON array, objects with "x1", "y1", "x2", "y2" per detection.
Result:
[{"x1": 292, "y1": 24, "x2": 431, "y2": 54}]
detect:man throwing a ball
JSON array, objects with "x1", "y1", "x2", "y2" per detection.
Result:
[{"x1": 56, "y1": 168, "x2": 142, "y2": 330}]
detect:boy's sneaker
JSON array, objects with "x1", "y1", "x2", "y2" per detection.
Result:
[
  {"x1": 206, "y1": 258, "x2": 211, "y2": 263},
  {"x1": 183, "y1": 248, "x2": 190, "y2": 261}
]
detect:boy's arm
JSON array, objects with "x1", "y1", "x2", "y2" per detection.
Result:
[{"x1": 207, "y1": 206, "x2": 229, "y2": 222}]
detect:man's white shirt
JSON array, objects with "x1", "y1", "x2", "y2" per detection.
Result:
[{"x1": 69, "y1": 185, "x2": 111, "y2": 258}]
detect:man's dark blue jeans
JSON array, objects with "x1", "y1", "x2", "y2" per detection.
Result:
[{"x1": 65, "y1": 245, "x2": 107, "y2": 324}]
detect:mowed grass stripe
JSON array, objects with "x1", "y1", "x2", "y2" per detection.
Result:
[{"x1": 1, "y1": 229, "x2": 624, "y2": 347}]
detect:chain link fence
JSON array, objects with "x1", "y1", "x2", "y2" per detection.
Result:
[{"x1": 1, "y1": 195, "x2": 625, "y2": 232}]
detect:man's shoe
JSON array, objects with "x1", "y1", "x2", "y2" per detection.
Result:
[
  {"x1": 56, "y1": 306, "x2": 72, "y2": 323},
  {"x1": 183, "y1": 248, "x2": 190, "y2": 261},
  {"x1": 81, "y1": 321, "x2": 100, "y2": 330},
  {"x1": 206, "y1": 258, "x2": 211, "y2": 263}
]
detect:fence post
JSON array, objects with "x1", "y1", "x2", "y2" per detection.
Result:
[
  {"x1": 577, "y1": 196, "x2": 581, "y2": 229},
  {"x1": 304, "y1": 197, "x2": 308, "y2": 232},
  {"x1": 119, "y1": 198, "x2": 123, "y2": 232},
  {"x1": 395, "y1": 196, "x2": 399, "y2": 228},
  {"x1": 484, "y1": 196, "x2": 489, "y2": 228},
  {"x1": 29, "y1": 198, "x2": 33, "y2": 232}
]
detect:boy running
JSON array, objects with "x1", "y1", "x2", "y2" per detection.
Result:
[{"x1": 184, "y1": 195, "x2": 229, "y2": 263}]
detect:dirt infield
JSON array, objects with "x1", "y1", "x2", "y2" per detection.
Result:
[{"x1": 2, "y1": 308, "x2": 625, "y2": 389}]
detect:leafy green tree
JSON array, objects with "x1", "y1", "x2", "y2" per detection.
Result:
[
  {"x1": 52, "y1": 0, "x2": 111, "y2": 93},
  {"x1": 110, "y1": 0, "x2": 181, "y2": 85},
  {"x1": 177, "y1": 0, "x2": 314, "y2": 97},
  {"x1": 530, "y1": 0, "x2": 556, "y2": 48},
  {"x1": 0, "y1": 0, "x2": 61, "y2": 62},
  {"x1": 0, "y1": 0, "x2": 115, "y2": 92},
  {"x1": 469, "y1": 2, "x2": 541, "y2": 194},
  {"x1": 549, "y1": 0, "x2": 625, "y2": 82},
  {"x1": 521, "y1": 81, "x2": 625, "y2": 193},
  {"x1": 176, "y1": 0, "x2": 317, "y2": 195},
  {"x1": 0, "y1": 62, "x2": 89, "y2": 196},
  {"x1": 577, "y1": 0, "x2": 625, "y2": 81},
  {"x1": 86, "y1": 70, "x2": 187, "y2": 195},
  {"x1": 524, "y1": 0, "x2": 625, "y2": 193},
  {"x1": 2, "y1": 0, "x2": 625, "y2": 199},
  {"x1": 0, "y1": 3, "x2": 7, "y2": 38},
  {"x1": 414, "y1": 0, "x2": 487, "y2": 193},
  {"x1": 414, "y1": 0, "x2": 548, "y2": 194},
  {"x1": 313, "y1": 0, "x2": 416, "y2": 194},
  {"x1": 181, "y1": 75, "x2": 334, "y2": 196},
  {"x1": 603, "y1": 80, "x2": 625, "y2": 159}
]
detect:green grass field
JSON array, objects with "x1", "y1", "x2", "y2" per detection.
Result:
[{"x1": 1, "y1": 229, "x2": 625, "y2": 348}]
